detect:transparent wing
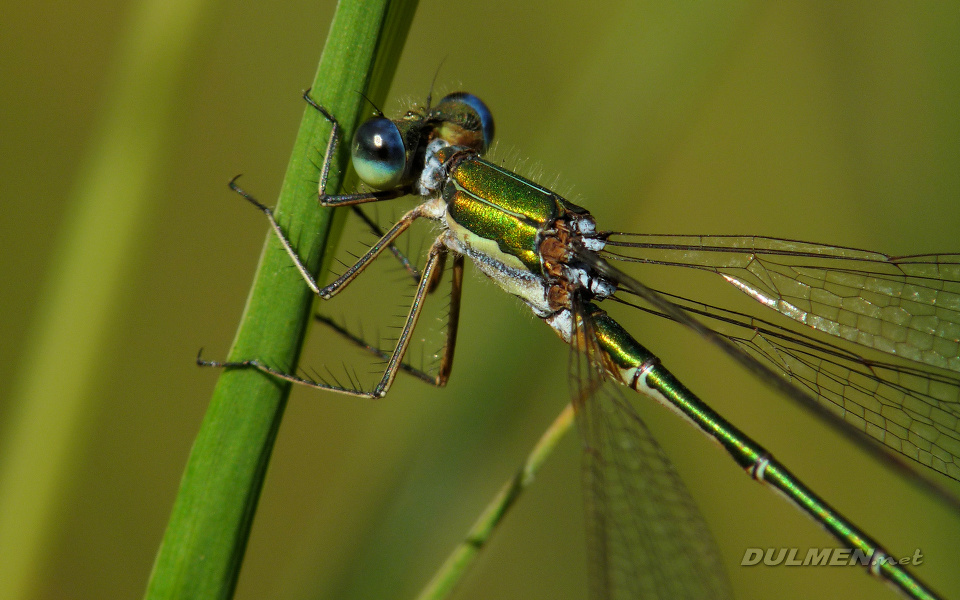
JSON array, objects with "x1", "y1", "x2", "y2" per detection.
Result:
[
  {"x1": 602, "y1": 234, "x2": 960, "y2": 372},
  {"x1": 612, "y1": 282, "x2": 960, "y2": 482},
  {"x1": 600, "y1": 234, "x2": 960, "y2": 481},
  {"x1": 571, "y1": 297, "x2": 732, "y2": 600}
]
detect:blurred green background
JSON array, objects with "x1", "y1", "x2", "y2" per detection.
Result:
[{"x1": 1, "y1": 1, "x2": 958, "y2": 599}]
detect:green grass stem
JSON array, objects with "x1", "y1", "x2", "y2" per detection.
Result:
[
  {"x1": 143, "y1": 2, "x2": 419, "y2": 599},
  {"x1": 414, "y1": 404, "x2": 576, "y2": 600}
]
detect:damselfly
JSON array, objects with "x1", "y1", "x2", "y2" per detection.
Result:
[{"x1": 204, "y1": 91, "x2": 959, "y2": 599}]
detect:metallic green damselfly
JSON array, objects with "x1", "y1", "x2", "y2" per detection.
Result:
[{"x1": 204, "y1": 91, "x2": 959, "y2": 599}]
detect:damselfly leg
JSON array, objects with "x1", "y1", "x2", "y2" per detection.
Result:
[{"x1": 199, "y1": 93, "x2": 467, "y2": 397}]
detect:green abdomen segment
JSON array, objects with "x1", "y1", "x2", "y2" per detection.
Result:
[
  {"x1": 585, "y1": 302, "x2": 935, "y2": 600},
  {"x1": 443, "y1": 157, "x2": 566, "y2": 275}
]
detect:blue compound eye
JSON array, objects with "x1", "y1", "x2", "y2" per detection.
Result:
[
  {"x1": 439, "y1": 92, "x2": 495, "y2": 151},
  {"x1": 351, "y1": 117, "x2": 406, "y2": 189}
]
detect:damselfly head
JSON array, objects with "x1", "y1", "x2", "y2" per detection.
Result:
[{"x1": 350, "y1": 92, "x2": 495, "y2": 191}]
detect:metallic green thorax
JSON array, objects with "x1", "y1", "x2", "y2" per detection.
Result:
[{"x1": 441, "y1": 152, "x2": 586, "y2": 275}]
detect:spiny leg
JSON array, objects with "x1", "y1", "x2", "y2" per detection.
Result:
[
  {"x1": 431, "y1": 253, "x2": 463, "y2": 385},
  {"x1": 199, "y1": 237, "x2": 451, "y2": 398},
  {"x1": 204, "y1": 91, "x2": 441, "y2": 397},
  {"x1": 228, "y1": 175, "x2": 323, "y2": 294},
  {"x1": 351, "y1": 205, "x2": 422, "y2": 283},
  {"x1": 301, "y1": 90, "x2": 423, "y2": 281},
  {"x1": 371, "y1": 238, "x2": 452, "y2": 396},
  {"x1": 316, "y1": 252, "x2": 464, "y2": 386},
  {"x1": 202, "y1": 185, "x2": 436, "y2": 396},
  {"x1": 224, "y1": 92, "x2": 418, "y2": 297},
  {"x1": 228, "y1": 176, "x2": 429, "y2": 299},
  {"x1": 319, "y1": 203, "x2": 431, "y2": 298},
  {"x1": 314, "y1": 315, "x2": 439, "y2": 385},
  {"x1": 302, "y1": 90, "x2": 412, "y2": 208}
]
